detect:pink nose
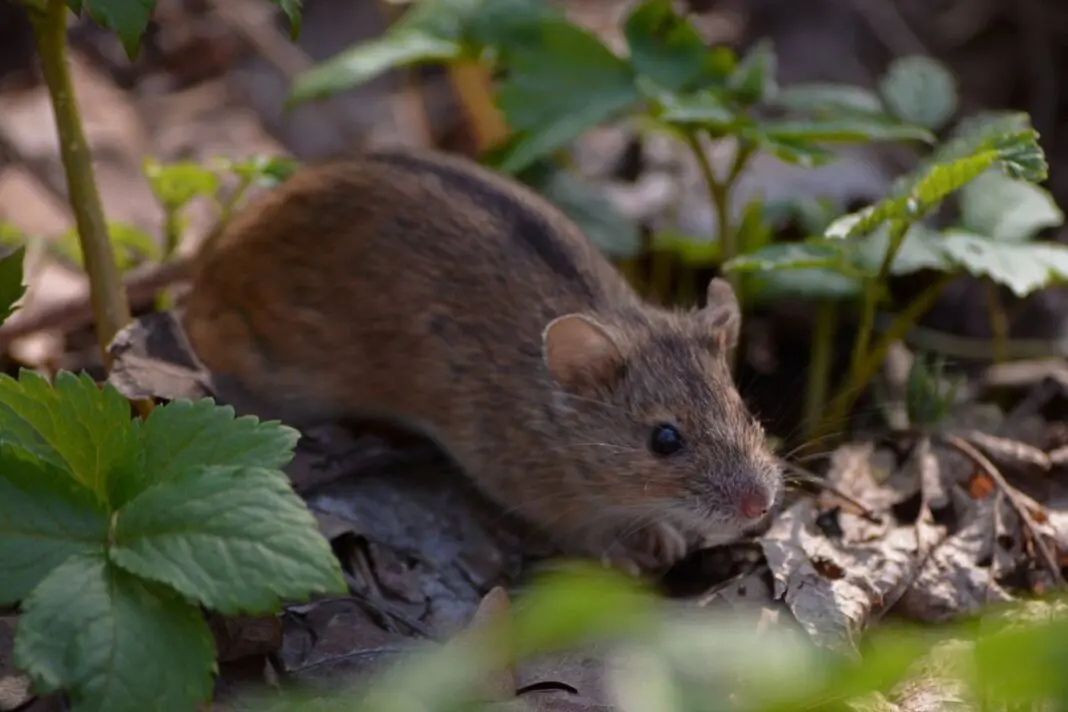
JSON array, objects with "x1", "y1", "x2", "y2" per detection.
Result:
[{"x1": 739, "y1": 490, "x2": 769, "y2": 520}]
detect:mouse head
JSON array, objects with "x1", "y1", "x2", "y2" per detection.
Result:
[{"x1": 541, "y1": 278, "x2": 782, "y2": 545}]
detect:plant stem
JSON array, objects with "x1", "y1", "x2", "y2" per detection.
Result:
[
  {"x1": 26, "y1": 0, "x2": 131, "y2": 369},
  {"x1": 802, "y1": 299, "x2": 836, "y2": 442},
  {"x1": 850, "y1": 220, "x2": 910, "y2": 379},
  {"x1": 447, "y1": 59, "x2": 509, "y2": 153},
  {"x1": 805, "y1": 271, "x2": 956, "y2": 449},
  {"x1": 984, "y1": 279, "x2": 1010, "y2": 363}
]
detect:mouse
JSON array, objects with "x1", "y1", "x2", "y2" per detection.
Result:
[{"x1": 179, "y1": 148, "x2": 783, "y2": 576}]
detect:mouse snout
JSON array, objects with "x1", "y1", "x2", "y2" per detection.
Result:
[{"x1": 738, "y1": 487, "x2": 771, "y2": 520}]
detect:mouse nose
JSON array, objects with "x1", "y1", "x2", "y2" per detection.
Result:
[{"x1": 739, "y1": 489, "x2": 770, "y2": 520}]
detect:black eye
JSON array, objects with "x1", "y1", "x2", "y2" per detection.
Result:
[{"x1": 649, "y1": 423, "x2": 684, "y2": 456}]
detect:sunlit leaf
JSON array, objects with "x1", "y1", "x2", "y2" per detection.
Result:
[
  {"x1": 958, "y1": 170, "x2": 1063, "y2": 242},
  {"x1": 938, "y1": 230, "x2": 1068, "y2": 297}
]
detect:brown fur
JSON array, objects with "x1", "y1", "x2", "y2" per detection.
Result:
[{"x1": 180, "y1": 148, "x2": 782, "y2": 574}]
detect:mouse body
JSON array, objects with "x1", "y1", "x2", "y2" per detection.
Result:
[{"x1": 180, "y1": 149, "x2": 782, "y2": 574}]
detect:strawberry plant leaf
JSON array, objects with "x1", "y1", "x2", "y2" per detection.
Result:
[
  {"x1": 853, "y1": 223, "x2": 951, "y2": 276},
  {"x1": 0, "y1": 444, "x2": 108, "y2": 604},
  {"x1": 270, "y1": 0, "x2": 302, "y2": 40},
  {"x1": 878, "y1": 55, "x2": 958, "y2": 131},
  {"x1": 728, "y1": 39, "x2": 776, "y2": 104},
  {"x1": 774, "y1": 83, "x2": 885, "y2": 115},
  {"x1": 290, "y1": 33, "x2": 461, "y2": 104},
  {"x1": 747, "y1": 267, "x2": 864, "y2": 302},
  {"x1": 54, "y1": 222, "x2": 161, "y2": 271},
  {"x1": 723, "y1": 241, "x2": 850, "y2": 273},
  {"x1": 938, "y1": 231, "x2": 1068, "y2": 297},
  {"x1": 959, "y1": 170, "x2": 1064, "y2": 242},
  {"x1": 655, "y1": 90, "x2": 736, "y2": 130},
  {"x1": 825, "y1": 118, "x2": 1046, "y2": 239},
  {"x1": 494, "y1": 19, "x2": 639, "y2": 173},
  {"x1": 111, "y1": 464, "x2": 346, "y2": 614},
  {"x1": 623, "y1": 0, "x2": 710, "y2": 91},
  {"x1": 0, "y1": 244, "x2": 26, "y2": 324},
  {"x1": 752, "y1": 118, "x2": 935, "y2": 145},
  {"x1": 110, "y1": 398, "x2": 299, "y2": 507},
  {"x1": 0, "y1": 370, "x2": 139, "y2": 501},
  {"x1": 143, "y1": 159, "x2": 220, "y2": 210},
  {"x1": 82, "y1": 0, "x2": 156, "y2": 60},
  {"x1": 14, "y1": 553, "x2": 215, "y2": 712}
]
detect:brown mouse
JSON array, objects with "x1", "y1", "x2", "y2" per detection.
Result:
[{"x1": 180, "y1": 148, "x2": 782, "y2": 575}]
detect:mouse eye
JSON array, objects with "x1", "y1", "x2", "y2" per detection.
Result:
[{"x1": 649, "y1": 423, "x2": 684, "y2": 457}]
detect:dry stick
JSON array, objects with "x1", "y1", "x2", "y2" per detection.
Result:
[
  {"x1": 779, "y1": 459, "x2": 882, "y2": 524},
  {"x1": 939, "y1": 433, "x2": 1066, "y2": 588}
]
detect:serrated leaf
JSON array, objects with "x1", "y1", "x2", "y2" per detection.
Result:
[
  {"x1": 290, "y1": 32, "x2": 461, "y2": 104},
  {"x1": 938, "y1": 231, "x2": 1068, "y2": 297},
  {"x1": 271, "y1": 0, "x2": 302, "y2": 39},
  {"x1": 755, "y1": 135, "x2": 837, "y2": 168},
  {"x1": 728, "y1": 39, "x2": 776, "y2": 104},
  {"x1": 754, "y1": 117, "x2": 934, "y2": 144},
  {"x1": 774, "y1": 83, "x2": 885, "y2": 115},
  {"x1": 826, "y1": 124, "x2": 1046, "y2": 239},
  {"x1": 879, "y1": 55, "x2": 958, "y2": 131},
  {"x1": 959, "y1": 170, "x2": 1063, "y2": 242},
  {"x1": 623, "y1": 0, "x2": 708, "y2": 91},
  {"x1": 107, "y1": 398, "x2": 299, "y2": 508},
  {"x1": 0, "y1": 244, "x2": 26, "y2": 324},
  {"x1": 111, "y1": 465, "x2": 345, "y2": 614},
  {"x1": 0, "y1": 445, "x2": 108, "y2": 604},
  {"x1": 495, "y1": 19, "x2": 639, "y2": 173},
  {"x1": 143, "y1": 159, "x2": 220, "y2": 210},
  {"x1": 14, "y1": 553, "x2": 215, "y2": 712},
  {"x1": 0, "y1": 371, "x2": 139, "y2": 500},
  {"x1": 83, "y1": 0, "x2": 156, "y2": 60},
  {"x1": 724, "y1": 241, "x2": 849, "y2": 273}
]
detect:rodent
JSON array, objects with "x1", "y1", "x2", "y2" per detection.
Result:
[{"x1": 179, "y1": 148, "x2": 783, "y2": 575}]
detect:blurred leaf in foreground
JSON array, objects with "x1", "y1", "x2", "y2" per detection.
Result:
[{"x1": 0, "y1": 244, "x2": 26, "y2": 324}]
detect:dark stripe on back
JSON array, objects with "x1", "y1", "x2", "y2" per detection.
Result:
[{"x1": 369, "y1": 151, "x2": 596, "y2": 301}]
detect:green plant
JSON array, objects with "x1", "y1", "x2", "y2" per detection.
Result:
[
  {"x1": 289, "y1": 0, "x2": 934, "y2": 305},
  {"x1": 728, "y1": 109, "x2": 1051, "y2": 444},
  {"x1": 1, "y1": 369, "x2": 346, "y2": 712}
]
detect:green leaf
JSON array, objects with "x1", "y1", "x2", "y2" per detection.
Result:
[
  {"x1": 225, "y1": 155, "x2": 300, "y2": 187},
  {"x1": 825, "y1": 120, "x2": 1046, "y2": 239},
  {"x1": 728, "y1": 39, "x2": 776, "y2": 104},
  {"x1": 495, "y1": 19, "x2": 639, "y2": 173},
  {"x1": 754, "y1": 135, "x2": 837, "y2": 168},
  {"x1": 723, "y1": 241, "x2": 850, "y2": 273},
  {"x1": 271, "y1": 0, "x2": 302, "y2": 40},
  {"x1": 853, "y1": 222, "x2": 952, "y2": 276},
  {"x1": 0, "y1": 370, "x2": 139, "y2": 501},
  {"x1": 655, "y1": 90, "x2": 736, "y2": 130},
  {"x1": 878, "y1": 55, "x2": 958, "y2": 131},
  {"x1": 0, "y1": 444, "x2": 108, "y2": 604},
  {"x1": 753, "y1": 117, "x2": 935, "y2": 145},
  {"x1": 774, "y1": 83, "x2": 885, "y2": 115},
  {"x1": 143, "y1": 159, "x2": 220, "y2": 210},
  {"x1": 938, "y1": 231, "x2": 1068, "y2": 297},
  {"x1": 115, "y1": 397, "x2": 298, "y2": 507},
  {"x1": 746, "y1": 267, "x2": 864, "y2": 302},
  {"x1": 289, "y1": 32, "x2": 461, "y2": 104},
  {"x1": 13, "y1": 553, "x2": 215, "y2": 712},
  {"x1": 651, "y1": 231, "x2": 721, "y2": 266},
  {"x1": 83, "y1": 0, "x2": 156, "y2": 60},
  {"x1": 959, "y1": 170, "x2": 1063, "y2": 242},
  {"x1": 67, "y1": 0, "x2": 84, "y2": 13},
  {"x1": 111, "y1": 464, "x2": 345, "y2": 614},
  {"x1": 54, "y1": 223, "x2": 161, "y2": 271},
  {"x1": 623, "y1": 0, "x2": 709, "y2": 91},
  {"x1": 0, "y1": 244, "x2": 26, "y2": 324},
  {"x1": 524, "y1": 164, "x2": 641, "y2": 259}
]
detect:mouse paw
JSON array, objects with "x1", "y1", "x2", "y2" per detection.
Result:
[{"x1": 600, "y1": 521, "x2": 691, "y2": 577}]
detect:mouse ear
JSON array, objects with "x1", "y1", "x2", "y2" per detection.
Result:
[
  {"x1": 700, "y1": 278, "x2": 741, "y2": 350},
  {"x1": 542, "y1": 313, "x2": 624, "y2": 392}
]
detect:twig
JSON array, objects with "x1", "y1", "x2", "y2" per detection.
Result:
[
  {"x1": 0, "y1": 255, "x2": 191, "y2": 341},
  {"x1": 779, "y1": 459, "x2": 882, "y2": 524},
  {"x1": 939, "y1": 433, "x2": 1066, "y2": 588}
]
